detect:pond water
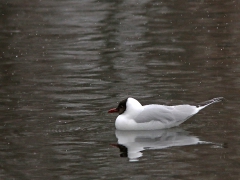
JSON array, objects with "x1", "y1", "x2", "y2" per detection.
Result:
[{"x1": 0, "y1": 0, "x2": 239, "y2": 179}]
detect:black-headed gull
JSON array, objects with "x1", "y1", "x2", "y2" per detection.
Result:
[{"x1": 108, "y1": 97, "x2": 223, "y2": 130}]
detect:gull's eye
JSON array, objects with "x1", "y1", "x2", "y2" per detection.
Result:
[{"x1": 120, "y1": 105, "x2": 124, "y2": 108}]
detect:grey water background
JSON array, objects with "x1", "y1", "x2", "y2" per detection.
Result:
[{"x1": 0, "y1": 0, "x2": 239, "y2": 179}]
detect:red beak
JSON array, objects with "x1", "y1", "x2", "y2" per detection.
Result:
[
  {"x1": 110, "y1": 143, "x2": 119, "y2": 147},
  {"x1": 108, "y1": 108, "x2": 119, "y2": 113}
]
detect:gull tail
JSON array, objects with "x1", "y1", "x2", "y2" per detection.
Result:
[{"x1": 197, "y1": 97, "x2": 224, "y2": 111}]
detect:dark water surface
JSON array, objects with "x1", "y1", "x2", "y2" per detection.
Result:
[{"x1": 0, "y1": 0, "x2": 239, "y2": 179}]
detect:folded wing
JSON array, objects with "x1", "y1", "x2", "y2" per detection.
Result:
[{"x1": 135, "y1": 104, "x2": 199, "y2": 124}]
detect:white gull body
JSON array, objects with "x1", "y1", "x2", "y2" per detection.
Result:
[{"x1": 108, "y1": 97, "x2": 223, "y2": 130}]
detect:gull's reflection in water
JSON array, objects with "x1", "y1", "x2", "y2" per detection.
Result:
[{"x1": 112, "y1": 128, "x2": 214, "y2": 162}]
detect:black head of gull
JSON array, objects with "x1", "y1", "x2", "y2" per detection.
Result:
[{"x1": 108, "y1": 97, "x2": 143, "y2": 116}]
